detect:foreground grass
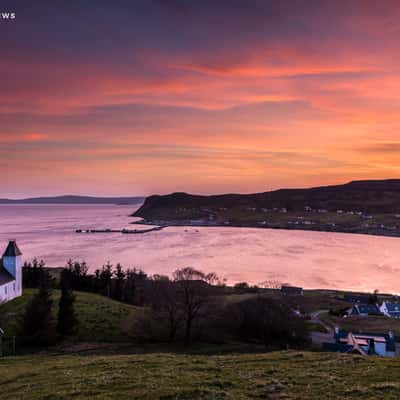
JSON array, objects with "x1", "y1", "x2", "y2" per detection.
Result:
[
  {"x1": 0, "y1": 289, "x2": 137, "y2": 342},
  {"x1": 2, "y1": 351, "x2": 400, "y2": 399}
]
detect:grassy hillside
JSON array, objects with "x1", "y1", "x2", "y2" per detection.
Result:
[
  {"x1": 135, "y1": 180, "x2": 400, "y2": 216},
  {"x1": 321, "y1": 313, "x2": 400, "y2": 337},
  {"x1": 2, "y1": 351, "x2": 400, "y2": 399},
  {"x1": 0, "y1": 289, "x2": 137, "y2": 343},
  {"x1": 133, "y1": 180, "x2": 400, "y2": 236}
]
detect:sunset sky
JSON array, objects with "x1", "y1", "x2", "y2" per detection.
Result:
[{"x1": 2, "y1": 0, "x2": 400, "y2": 197}]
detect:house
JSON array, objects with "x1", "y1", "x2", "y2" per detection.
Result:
[
  {"x1": 342, "y1": 294, "x2": 371, "y2": 303},
  {"x1": 322, "y1": 328, "x2": 396, "y2": 357},
  {"x1": 281, "y1": 285, "x2": 303, "y2": 296},
  {"x1": 380, "y1": 302, "x2": 400, "y2": 318},
  {"x1": 349, "y1": 303, "x2": 381, "y2": 316},
  {"x1": 0, "y1": 240, "x2": 23, "y2": 304}
]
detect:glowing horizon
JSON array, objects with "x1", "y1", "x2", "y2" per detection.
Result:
[{"x1": 2, "y1": 1, "x2": 400, "y2": 197}]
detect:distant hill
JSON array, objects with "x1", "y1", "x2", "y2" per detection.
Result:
[
  {"x1": 0, "y1": 195, "x2": 145, "y2": 205},
  {"x1": 134, "y1": 180, "x2": 400, "y2": 218},
  {"x1": 133, "y1": 180, "x2": 400, "y2": 236}
]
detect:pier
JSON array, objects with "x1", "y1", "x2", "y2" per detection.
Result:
[{"x1": 76, "y1": 226, "x2": 164, "y2": 234}]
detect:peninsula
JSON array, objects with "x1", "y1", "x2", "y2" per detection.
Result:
[{"x1": 133, "y1": 179, "x2": 400, "y2": 237}]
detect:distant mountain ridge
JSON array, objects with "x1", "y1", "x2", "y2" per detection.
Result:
[
  {"x1": 134, "y1": 179, "x2": 400, "y2": 219},
  {"x1": 0, "y1": 195, "x2": 145, "y2": 205}
]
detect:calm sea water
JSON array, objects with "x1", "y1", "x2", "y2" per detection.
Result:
[{"x1": 0, "y1": 204, "x2": 399, "y2": 293}]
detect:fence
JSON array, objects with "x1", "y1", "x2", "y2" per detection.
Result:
[{"x1": 0, "y1": 335, "x2": 18, "y2": 356}]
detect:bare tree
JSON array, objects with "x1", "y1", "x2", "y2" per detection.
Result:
[
  {"x1": 173, "y1": 267, "x2": 216, "y2": 345},
  {"x1": 150, "y1": 276, "x2": 182, "y2": 341},
  {"x1": 204, "y1": 272, "x2": 225, "y2": 287}
]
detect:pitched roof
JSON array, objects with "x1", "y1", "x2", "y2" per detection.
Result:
[
  {"x1": 281, "y1": 285, "x2": 303, "y2": 294},
  {"x1": 384, "y1": 303, "x2": 400, "y2": 315},
  {"x1": 0, "y1": 259, "x2": 15, "y2": 286},
  {"x1": 334, "y1": 329, "x2": 396, "y2": 353},
  {"x1": 343, "y1": 294, "x2": 370, "y2": 303},
  {"x1": 3, "y1": 240, "x2": 22, "y2": 257},
  {"x1": 352, "y1": 303, "x2": 381, "y2": 315}
]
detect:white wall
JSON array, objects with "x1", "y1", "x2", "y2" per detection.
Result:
[
  {"x1": 374, "y1": 342, "x2": 386, "y2": 356},
  {"x1": 0, "y1": 280, "x2": 18, "y2": 304},
  {"x1": 0, "y1": 254, "x2": 22, "y2": 304},
  {"x1": 380, "y1": 302, "x2": 389, "y2": 317},
  {"x1": 2, "y1": 255, "x2": 22, "y2": 298}
]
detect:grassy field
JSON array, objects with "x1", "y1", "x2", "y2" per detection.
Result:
[
  {"x1": 225, "y1": 290, "x2": 351, "y2": 313},
  {"x1": 2, "y1": 351, "x2": 400, "y2": 399},
  {"x1": 321, "y1": 313, "x2": 400, "y2": 336},
  {"x1": 292, "y1": 291, "x2": 350, "y2": 314},
  {"x1": 2, "y1": 289, "x2": 400, "y2": 399},
  {"x1": 0, "y1": 289, "x2": 137, "y2": 343}
]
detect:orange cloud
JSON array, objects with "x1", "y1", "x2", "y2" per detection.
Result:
[{"x1": 2, "y1": 1, "x2": 400, "y2": 196}]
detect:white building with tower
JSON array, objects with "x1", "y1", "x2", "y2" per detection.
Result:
[{"x1": 0, "y1": 240, "x2": 23, "y2": 304}]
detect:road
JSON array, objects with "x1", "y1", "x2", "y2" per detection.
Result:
[{"x1": 309, "y1": 310, "x2": 335, "y2": 347}]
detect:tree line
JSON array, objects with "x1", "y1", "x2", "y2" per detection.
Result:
[
  {"x1": 23, "y1": 259, "x2": 149, "y2": 305},
  {"x1": 20, "y1": 268, "x2": 77, "y2": 346},
  {"x1": 20, "y1": 259, "x2": 309, "y2": 349}
]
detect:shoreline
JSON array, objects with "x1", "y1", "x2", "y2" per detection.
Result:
[{"x1": 132, "y1": 219, "x2": 400, "y2": 239}]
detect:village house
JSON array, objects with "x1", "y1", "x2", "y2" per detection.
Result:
[
  {"x1": 323, "y1": 328, "x2": 396, "y2": 357},
  {"x1": 348, "y1": 303, "x2": 381, "y2": 316},
  {"x1": 380, "y1": 302, "x2": 400, "y2": 318},
  {"x1": 0, "y1": 240, "x2": 23, "y2": 304},
  {"x1": 281, "y1": 285, "x2": 303, "y2": 296},
  {"x1": 342, "y1": 294, "x2": 371, "y2": 303}
]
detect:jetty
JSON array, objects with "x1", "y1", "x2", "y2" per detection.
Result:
[{"x1": 76, "y1": 226, "x2": 164, "y2": 234}]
